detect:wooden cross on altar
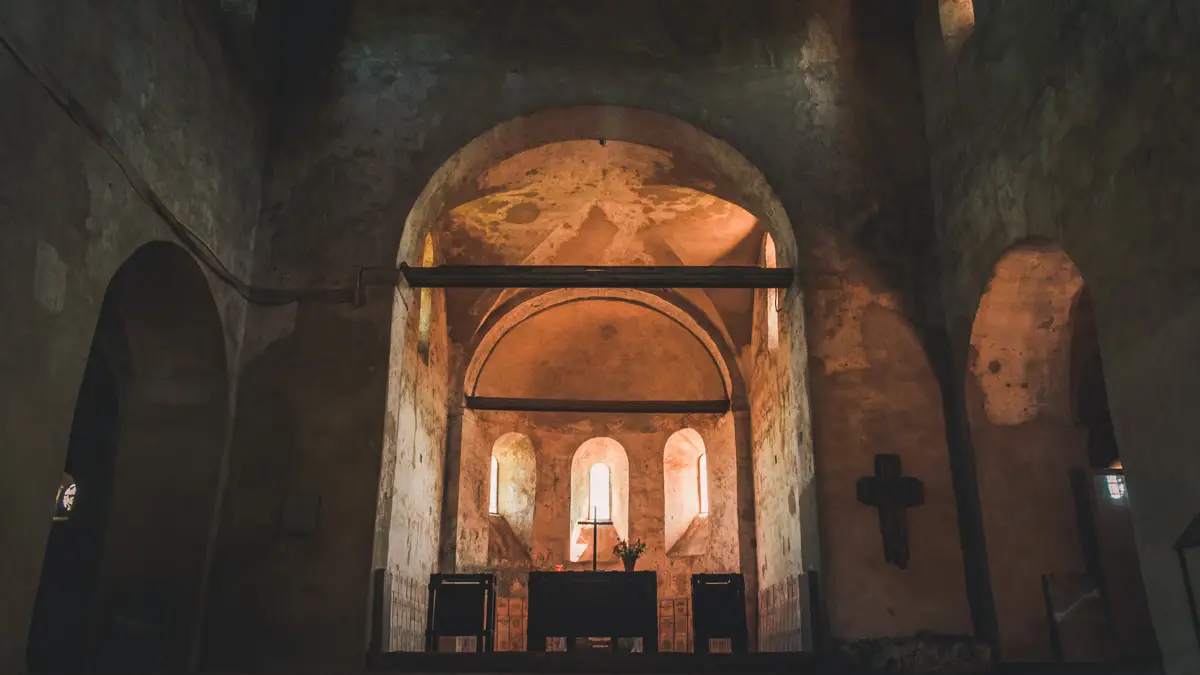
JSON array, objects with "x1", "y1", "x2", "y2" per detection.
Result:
[
  {"x1": 578, "y1": 507, "x2": 613, "y2": 571},
  {"x1": 856, "y1": 454, "x2": 924, "y2": 570}
]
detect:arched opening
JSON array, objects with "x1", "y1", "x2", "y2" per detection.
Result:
[
  {"x1": 417, "y1": 233, "x2": 436, "y2": 362},
  {"x1": 966, "y1": 243, "x2": 1155, "y2": 663},
  {"x1": 762, "y1": 234, "x2": 779, "y2": 352},
  {"x1": 589, "y1": 464, "x2": 612, "y2": 521},
  {"x1": 569, "y1": 438, "x2": 629, "y2": 564},
  {"x1": 489, "y1": 456, "x2": 500, "y2": 515},
  {"x1": 27, "y1": 242, "x2": 229, "y2": 674},
  {"x1": 488, "y1": 433, "x2": 536, "y2": 566},
  {"x1": 378, "y1": 107, "x2": 811, "y2": 653},
  {"x1": 664, "y1": 429, "x2": 711, "y2": 557},
  {"x1": 1067, "y1": 288, "x2": 1157, "y2": 661}
]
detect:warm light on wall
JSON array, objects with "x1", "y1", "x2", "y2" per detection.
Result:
[
  {"x1": 698, "y1": 453, "x2": 709, "y2": 516},
  {"x1": 417, "y1": 233, "x2": 435, "y2": 362},
  {"x1": 763, "y1": 233, "x2": 780, "y2": 351},
  {"x1": 589, "y1": 463, "x2": 612, "y2": 521},
  {"x1": 939, "y1": 0, "x2": 975, "y2": 55}
]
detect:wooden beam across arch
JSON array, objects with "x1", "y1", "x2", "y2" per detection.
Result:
[
  {"x1": 465, "y1": 397, "x2": 730, "y2": 415},
  {"x1": 399, "y1": 264, "x2": 792, "y2": 290}
]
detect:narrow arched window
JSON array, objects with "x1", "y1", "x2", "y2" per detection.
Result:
[
  {"x1": 589, "y1": 463, "x2": 611, "y2": 521},
  {"x1": 417, "y1": 233, "x2": 435, "y2": 363},
  {"x1": 697, "y1": 454, "x2": 709, "y2": 516},
  {"x1": 763, "y1": 233, "x2": 780, "y2": 351},
  {"x1": 54, "y1": 473, "x2": 76, "y2": 522},
  {"x1": 489, "y1": 455, "x2": 500, "y2": 515}
]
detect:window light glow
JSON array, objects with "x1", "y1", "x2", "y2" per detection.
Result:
[
  {"x1": 1105, "y1": 474, "x2": 1127, "y2": 501},
  {"x1": 764, "y1": 234, "x2": 780, "y2": 351},
  {"x1": 417, "y1": 234, "x2": 435, "y2": 363},
  {"x1": 589, "y1": 463, "x2": 611, "y2": 521},
  {"x1": 488, "y1": 455, "x2": 499, "y2": 514},
  {"x1": 698, "y1": 454, "x2": 709, "y2": 516}
]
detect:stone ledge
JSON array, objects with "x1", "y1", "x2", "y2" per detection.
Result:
[{"x1": 829, "y1": 631, "x2": 992, "y2": 674}]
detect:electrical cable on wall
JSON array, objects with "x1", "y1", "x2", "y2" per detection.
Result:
[
  {"x1": 1, "y1": 22, "x2": 383, "y2": 306},
  {"x1": 1, "y1": 24, "x2": 796, "y2": 306}
]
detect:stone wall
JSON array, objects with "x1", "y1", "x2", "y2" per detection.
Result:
[
  {"x1": 229, "y1": 0, "x2": 963, "y2": 666},
  {"x1": 0, "y1": 1, "x2": 262, "y2": 672},
  {"x1": 457, "y1": 411, "x2": 742, "y2": 595},
  {"x1": 917, "y1": 1, "x2": 1200, "y2": 671},
  {"x1": 805, "y1": 232, "x2": 972, "y2": 641}
]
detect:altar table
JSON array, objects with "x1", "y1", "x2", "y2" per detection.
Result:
[{"x1": 526, "y1": 571, "x2": 658, "y2": 652}]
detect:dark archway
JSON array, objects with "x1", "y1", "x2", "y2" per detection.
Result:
[
  {"x1": 966, "y1": 243, "x2": 1155, "y2": 663},
  {"x1": 1067, "y1": 288, "x2": 1158, "y2": 663},
  {"x1": 26, "y1": 242, "x2": 229, "y2": 673}
]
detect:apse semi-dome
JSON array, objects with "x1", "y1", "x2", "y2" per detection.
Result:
[{"x1": 472, "y1": 298, "x2": 726, "y2": 401}]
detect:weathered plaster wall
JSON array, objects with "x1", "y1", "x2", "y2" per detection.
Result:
[
  {"x1": 965, "y1": 246, "x2": 1091, "y2": 661},
  {"x1": 381, "y1": 282, "x2": 452, "y2": 651},
  {"x1": 457, "y1": 411, "x2": 742, "y2": 602},
  {"x1": 917, "y1": 1, "x2": 1200, "y2": 671},
  {"x1": 748, "y1": 260, "x2": 814, "y2": 648},
  {"x1": 204, "y1": 276, "x2": 450, "y2": 665},
  {"x1": 0, "y1": 2, "x2": 261, "y2": 671},
  {"x1": 246, "y1": 0, "x2": 944, "y2": 664},
  {"x1": 805, "y1": 233, "x2": 972, "y2": 641}
]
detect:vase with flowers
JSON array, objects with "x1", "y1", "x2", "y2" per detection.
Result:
[{"x1": 613, "y1": 537, "x2": 646, "y2": 571}]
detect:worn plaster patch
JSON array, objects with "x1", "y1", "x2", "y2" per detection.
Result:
[{"x1": 33, "y1": 241, "x2": 68, "y2": 313}]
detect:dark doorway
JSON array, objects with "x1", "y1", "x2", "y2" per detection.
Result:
[
  {"x1": 1069, "y1": 288, "x2": 1159, "y2": 664},
  {"x1": 25, "y1": 242, "x2": 230, "y2": 673}
]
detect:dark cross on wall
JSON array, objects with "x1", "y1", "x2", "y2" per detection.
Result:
[{"x1": 856, "y1": 454, "x2": 924, "y2": 570}]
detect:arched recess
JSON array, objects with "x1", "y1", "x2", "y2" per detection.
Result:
[
  {"x1": 569, "y1": 438, "x2": 629, "y2": 564},
  {"x1": 664, "y1": 429, "x2": 711, "y2": 557},
  {"x1": 467, "y1": 288, "x2": 743, "y2": 401},
  {"x1": 488, "y1": 433, "x2": 536, "y2": 565},
  {"x1": 27, "y1": 242, "x2": 229, "y2": 673},
  {"x1": 966, "y1": 242, "x2": 1154, "y2": 663},
  {"x1": 386, "y1": 106, "x2": 811, "y2": 650},
  {"x1": 464, "y1": 289, "x2": 736, "y2": 404}
]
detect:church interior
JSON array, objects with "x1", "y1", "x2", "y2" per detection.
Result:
[{"x1": 3, "y1": 1, "x2": 1199, "y2": 674}]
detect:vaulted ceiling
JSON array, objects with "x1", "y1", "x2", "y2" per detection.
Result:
[{"x1": 438, "y1": 141, "x2": 766, "y2": 362}]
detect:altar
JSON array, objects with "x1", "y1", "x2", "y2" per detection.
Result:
[{"x1": 526, "y1": 571, "x2": 658, "y2": 652}]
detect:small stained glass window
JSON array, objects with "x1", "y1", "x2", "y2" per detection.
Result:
[
  {"x1": 1105, "y1": 474, "x2": 1127, "y2": 501},
  {"x1": 54, "y1": 475, "x2": 76, "y2": 521}
]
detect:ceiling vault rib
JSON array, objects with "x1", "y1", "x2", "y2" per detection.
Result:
[
  {"x1": 400, "y1": 264, "x2": 792, "y2": 289},
  {"x1": 465, "y1": 397, "x2": 730, "y2": 414}
]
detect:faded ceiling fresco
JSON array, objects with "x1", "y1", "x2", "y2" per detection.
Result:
[{"x1": 439, "y1": 141, "x2": 764, "y2": 353}]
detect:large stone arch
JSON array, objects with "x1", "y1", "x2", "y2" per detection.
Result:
[
  {"x1": 26, "y1": 241, "x2": 230, "y2": 673},
  {"x1": 952, "y1": 234, "x2": 1174, "y2": 665},
  {"x1": 393, "y1": 106, "x2": 800, "y2": 270},
  {"x1": 378, "y1": 105, "x2": 815, "y2": 654}
]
